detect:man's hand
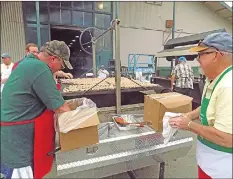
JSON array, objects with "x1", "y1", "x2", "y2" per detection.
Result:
[
  {"x1": 169, "y1": 115, "x2": 191, "y2": 130},
  {"x1": 169, "y1": 113, "x2": 232, "y2": 148},
  {"x1": 168, "y1": 107, "x2": 201, "y2": 129},
  {"x1": 54, "y1": 71, "x2": 73, "y2": 79},
  {"x1": 63, "y1": 73, "x2": 73, "y2": 79}
]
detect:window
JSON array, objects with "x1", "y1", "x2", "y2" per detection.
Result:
[
  {"x1": 103, "y1": 31, "x2": 112, "y2": 49},
  {"x1": 73, "y1": 1, "x2": 93, "y2": 10},
  {"x1": 61, "y1": 9, "x2": 71, "y2": 24},
  {"x1": 95, "y1": 2, "x2": 111, "y2": 13},
  {"x1": 50, "y1": 8, "x2": 61, "y2": 24},
  {"x1": 39, "y1": 5, "x2": 49, "y2": 23},
  {"x1": 25, "y1": 3, "x2": 36, "y2": 22},
  {"x1": 25, "y1": 23, "x2": 50, "y2": 46},
  {"x1": 95, "y1": 14, "x2": 111, "y2": 29},
  {"x1": 72, "y1": 11, "x2": 93, "y2": 27},
  {"x1": 40, "y1": 25, "x2": 50, "y2": 45},
  {"x1": 49, "y1": 1, "x2": 60, "y2": 7},
  {"x1": 26, "y1": 23, "x2": 37, "y2": 44},
  {"x1": 83, "y1": 12, "x2": 93, "y2": 26},
  {"x1": 72, "y1": 11, "x2": 83, "y2": 25},
  {"x1": 39, "y1": 1, "x2": 48, "y2": 6},
  {"x1": 61, "y1": 1, "x2": 71, "y2": 8}
]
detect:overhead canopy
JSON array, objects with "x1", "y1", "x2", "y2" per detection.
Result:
[
  {"x1": 155, "y1": 46, "x2": 198, "y2": 58},
  {"x1": 164, "y1": 29, "x2": 226, "y2": 49}
]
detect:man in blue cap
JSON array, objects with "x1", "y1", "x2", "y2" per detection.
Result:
[
  {"x1": 169, "y1": 32, "x2": 232, "y2": 178},
  {"x1": 1, "y1": 53, "x2": 14, "y2": 75},
  {"x1": 1, "y1": 53, "x2": 14, "y2": 92},
  {"x1": 170, "y1": 56, "x2": 194, "y2": 96}
]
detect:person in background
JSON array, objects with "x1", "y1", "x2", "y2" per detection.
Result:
[
  {"x1": 1, "y1": 53, "x2": 14, "y2": 75},
  {"x1": 11, "y1": 43, "x2": 39, "y2": 71},
  {"x1": 169, "y1": 32, "x2": 232, "y2": 179},
  {"x1": 1, "y1": 53, "x2": 14, "y2": 92},
  {"x1": 97, "y1": 65, "x2": 109, "y2": 79},
  {"x1": 25, "y1": 43, "x2": 39, "y2": 55},
  {"x1": 1, "y1": 40, "x2": 72, "y2": 179},
  {"x1": 170, "y1": 56, "x2": 194, "y2": 96}
]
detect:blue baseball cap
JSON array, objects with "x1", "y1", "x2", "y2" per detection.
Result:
[
  {"x1": 190, "y1": 32, "x2": 232, "y2": 53},
  {"x1": 1, "y1": 53, "x2": 10, "y2": 58},
  {"x1": 178, "y1": 56, "x2": 186, "y2": 61}
]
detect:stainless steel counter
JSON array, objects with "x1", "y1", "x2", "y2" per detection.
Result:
[{"x1": 54, "y1": 122, "x2": 193, "y2": 178}]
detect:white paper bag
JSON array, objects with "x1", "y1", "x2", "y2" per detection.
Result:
[{"x1": 162, "y1": 112, "x2": 182, "y2": 144}]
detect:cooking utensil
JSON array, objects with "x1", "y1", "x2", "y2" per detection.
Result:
[{"x1": 115, "y1": 117, "x2": 152, "y2": 127}]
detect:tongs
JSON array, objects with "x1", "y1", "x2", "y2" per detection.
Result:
[{"x1": 115, "y1": 117, "x2": 152, "y2": 127}]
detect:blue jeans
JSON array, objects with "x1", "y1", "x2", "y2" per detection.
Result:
[{"x1": 1, "y1": 165, "x2": 13, "y2": 179}]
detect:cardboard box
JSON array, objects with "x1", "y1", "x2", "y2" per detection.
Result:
[
  {"x1": 144, "y1": 92, "x2": 193, "y2": 132},
  {"x1": 57, "y1": 98, "x2": 100, "y2": 152}
]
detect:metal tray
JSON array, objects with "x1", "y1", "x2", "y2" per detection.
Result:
[{"x1": 112, "y1": 114, "x2": 144, "y2": 131}]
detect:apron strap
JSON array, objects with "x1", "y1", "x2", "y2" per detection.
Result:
[{"x1": 0, "y1": 119, "x2": 35, "y2": 126}]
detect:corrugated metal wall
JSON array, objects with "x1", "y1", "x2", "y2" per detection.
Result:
[{"x1": 0, "y1": 1, "x2": 26, "y2": 62}]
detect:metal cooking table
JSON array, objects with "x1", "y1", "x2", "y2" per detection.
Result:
[{"x1": 54, "y1": 122, "x2": 193, "y2": 178}]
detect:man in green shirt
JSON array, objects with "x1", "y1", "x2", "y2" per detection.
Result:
[{"x1": 1, "y1": 40, "x2": 73, "y2": 178}]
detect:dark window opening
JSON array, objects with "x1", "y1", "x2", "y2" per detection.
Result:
[{"x1": 50, "y1": 27, "x2": 93, "y2": 78}]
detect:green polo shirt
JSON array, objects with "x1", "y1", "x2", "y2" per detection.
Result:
[{"x1": 1, "y1": 54, "x2": 65, "y2": 168}]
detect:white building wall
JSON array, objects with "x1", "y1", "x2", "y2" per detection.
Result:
[{"x1": 119, "y1": 1, "x2": 232, "y2": 67}]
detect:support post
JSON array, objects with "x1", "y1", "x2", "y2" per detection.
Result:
[
  {"x1": 114, "y1": 1, "x2": 121, "y2": 114},
  {"x1": 159, "y1": 162, "x2": 165, "y2": 179},
  {"x1": 127, "y1": 171, "x2": 138, "y2": 179},
  {"x1": 172, "y1": 2, "x2": 176, "y2": 39},
  {"x1": 92, "y1": 42, "x2": 97, "y2": 76},
  {"x1": 115, "y1": 19, "x2": 121, "y2": 114},
  {"x1": 35, "y1": 1, "x2": 41, "y2": 48},
  {"x1": 171, "y1": 1, "x2": 176, "y2": 71},
  {"x1": 154, "y1": 56, "x2": 158, "y2": 77}
]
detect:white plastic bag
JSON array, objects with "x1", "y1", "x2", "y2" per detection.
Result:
[
  {"x1": 162, "y1": 112, "x2": 181, "y2": 144},
  {"x1": 55, "y1": 98, "x2": 98, "y2": 133},
  {"x1": 75, "y1": 98, "x2": 96, "y2": 112}
]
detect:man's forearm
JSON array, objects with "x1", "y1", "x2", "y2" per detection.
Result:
[
  {"x1": 185, "y1": 106, "x2": 200, "y2": 120},
  {"x1": 189, "y1": 122, "x2": 232, "y2": 148}
]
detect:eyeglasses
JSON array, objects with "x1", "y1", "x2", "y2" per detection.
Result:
[{"x1": 197, "y1": 51, "x2": 217, "y2": 58}]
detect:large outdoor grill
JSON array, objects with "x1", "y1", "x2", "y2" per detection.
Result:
[{"x1": 60, "y1": 77, "x2": 162, "y2": 107}]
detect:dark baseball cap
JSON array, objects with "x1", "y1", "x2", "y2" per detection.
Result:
[
  {"x1": 41, "y1": 40, "x2": 73, "y2": 69},
  {"x1": 190, "y1": 32, "x2": 233, "y2": 53}
]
